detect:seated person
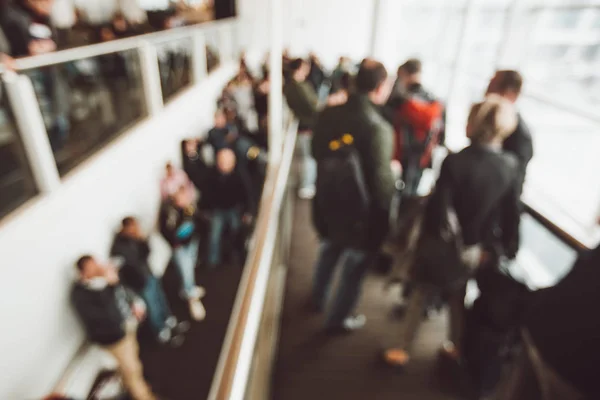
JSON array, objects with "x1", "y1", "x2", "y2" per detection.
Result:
[
  {"x1": 204, "y1": 148, "x2": 253, "y2": 268},
  {"x1": 159, "y1": 186, "x2": 206, "y2": 321},
  {"x1": 160, "y1": 162, "x2": 195, "y2": 201},
  {"x1": 111, "y1": 217, "x2": 188, "y2": 345},
  {"x1": 71, "y1": 255, "x2": 158, "y2": 400}
]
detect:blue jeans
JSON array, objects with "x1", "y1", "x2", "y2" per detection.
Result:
[
  {"x1": 208, "y1": 209, "x2": 241, "y2": 266},
  {"x1": 312, "y1": 240, "x2": 369, "y2": 328},
  {"x1": 173, "y1": 239, "x2": 200, "y2": 299},
  {"x1": 297, "y1": 134, "x2": 317, "y2": 190},
  {"x1": 140, "y1": 275, "x2": 172, "y2": 337}
]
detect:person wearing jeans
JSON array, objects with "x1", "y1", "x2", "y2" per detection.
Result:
[
  {"x1": 312, "y1": 241, "x2": 369, "y2": 330},
  {"x1": 111, "y1": 217, "x2": 188, "y2": 344},
  {"x1": 284, "y1": 56, "x2": 349, "y2": 199},
  {"x1": 159, "y1": 186, "x2": 206, "y2": 321},
  {"x1": 208, "y1": 209, "x2": 241, "y2": 266},
  {"x1": 296, "y1": 133, "x2": 317, "y2": 199},
  {"x1": 204, "y1": 148, "x2": 252, "y2": 268},
  {"x1": 310, "y1": 60, "x2": 396, "y2": 333}
]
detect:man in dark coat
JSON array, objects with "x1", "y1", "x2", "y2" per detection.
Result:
[{"x1": 310, "y1": 59, "x2": 395, "y2": 333}]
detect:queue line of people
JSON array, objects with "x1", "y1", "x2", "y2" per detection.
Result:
[
  {"x1": 69, "y1": 60, "x2": 266, "y2": 400},
  {"x1": 284, "y1": 52, "x2": 598, "y2": 400}
]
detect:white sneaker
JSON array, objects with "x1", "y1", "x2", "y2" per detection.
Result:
[
  {"x1": 298, "y1": 186, "x2": 316, "y2": 200},
  {"x1": 165, "y1": 316, "x2": 177, "y2": 329},
  {"x1": 181, "y1": 286, "x2": 206, "y2": 300},
  {"x1": 158, "y1": 328, "x2": 172, "y2": 343},
  {"x1": 189, "y1": 299, "x2": 206, "y2": 321}
]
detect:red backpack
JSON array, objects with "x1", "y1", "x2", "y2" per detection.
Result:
[{"x1": 393, "y1": 93, "x2": 444, "y2": 169}]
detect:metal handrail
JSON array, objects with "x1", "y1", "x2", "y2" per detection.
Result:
[
  {"x1": 10, "y1": 18, "x2": 235, "y2": 71},
  {"x1": 208, "y1": 116, "x2": 298, "y2": 400}
]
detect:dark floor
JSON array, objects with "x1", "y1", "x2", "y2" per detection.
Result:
[
  {"x1": 139, "y1": 259, "x2": 243, "y2": 400},
  {"x1": 272, "y1": 200, "x2": 470, "y2": 400}
]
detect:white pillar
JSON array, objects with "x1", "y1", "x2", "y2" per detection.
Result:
[
  {"x1": 268, "y1": 0, "x2": 283, "y2": 165},
  {"x1": 192, "y1": 31, "x2": 208, "y2": 83},
  {"x1": 3, "y1": 72, "x2": 60, "y2": 192},
  {"x1": 138, "y1": 43, "x2": 164, "y2": 115},
  {"x1": 444, "y1": 0, "x2": 479, "y2": 150},
  {"x1": 369, "y1": 0, "x2": 383, "y2": 58}
]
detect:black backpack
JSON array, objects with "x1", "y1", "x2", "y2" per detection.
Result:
[{"x1": 315, "y1": 133, "x2": 370, "y2": 248}]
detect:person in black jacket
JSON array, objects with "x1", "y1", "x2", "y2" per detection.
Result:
[
  {"x1": 310, "y1": 59, "x2": 395, "y2": 334},
  {"x1": 486, "y1": 70, "x2": 533, "y2": 197},
  {"x1": 111, "y1": 217, "x2": 188, "y2": 345},
  {"x1": 0, "y1": 0, "x2": 70, "y2": 152},
  {"x1": 71, "y1": 255, "x2": 157, "y2": 400},
  {"x1": 504, "y1": 239, "x2": 600, "y2": 399},
  {"x1": 383, "y1": 94, "x2": 521, "y2": 369},
  {"x1": 159, "y1": 186, "x2": 206, "y2": 321},
  {"x1": 204, "y1": 148, "x2": 252, "y2": 268}
]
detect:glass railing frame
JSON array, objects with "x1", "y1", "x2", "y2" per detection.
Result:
[{"x1": 0, "y1": 18, "x2": 238, "y2": 225}]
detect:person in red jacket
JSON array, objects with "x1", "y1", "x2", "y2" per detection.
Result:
[{"x1": 389, "y1": 59, "x2": 444, "y2": 196}]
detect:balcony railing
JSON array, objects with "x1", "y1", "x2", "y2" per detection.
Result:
[{"x1": 0, "y1": 18, "x2": 238, "y2": 222}]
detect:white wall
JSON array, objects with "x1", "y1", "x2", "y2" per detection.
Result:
[
  {"x1": 0, "y1": 64, "x2": 237, "y2": 399},
  {"x1": 237, "y1": 0, "x2": 375, "y2": 69}
]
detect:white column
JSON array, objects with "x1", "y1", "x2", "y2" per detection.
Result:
[
  {"x1": 3, "y1": 72, "x2": 60, "y2": 192},
  {"x1": 446, "y1": 0, "x2": 478, "y2": 104},
  {"x1": 444, "y1": 0, "x2": 479, "y2": 150},
  {"x1": 218, "y1": 24, "x2": 234, "y2": 63},
  {"x1": 138, "y1": 43, "x2": 164, "y2": 115},
  {"x1": 192, "y1": 31, "x2": 208, "y2": 83},
  {"x1": 369, "y1": 0, "x2": 384, "y2": 59},
  {"x1": 268, "y1": 0, "x2": 283, "y2": 165}
]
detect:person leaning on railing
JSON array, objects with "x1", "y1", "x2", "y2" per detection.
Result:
[{"x1": 0, "y1": 0, "x2": 71, "y2": 152}]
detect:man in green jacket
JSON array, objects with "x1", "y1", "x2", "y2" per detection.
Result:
[
  {"x1": 310, "y1": 59, "x2": 395, "y2": 334},
  {"x1": 283, "y1": 58, "x2": 320, "y2": 199}
]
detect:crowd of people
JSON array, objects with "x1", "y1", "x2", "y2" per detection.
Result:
[
  {"x1": 69, "y1": 62, "x2": 266, "y2": 400},
  {"x1": 0, "y1": 0, "x2": 236, "y2": 170},
  {"x1": 25, "y1": 39, "x2": 596, "y2": 398},
  {"x1": 284, "y1": 53, "x2": 598, "y2": 400},
  {"x1": 0, "y1": 0, "x2": 235, "y2": 62}
]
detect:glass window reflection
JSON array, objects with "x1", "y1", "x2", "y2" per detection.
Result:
[
  {"x1": 205, "y1": 30, "x2": 221, "y2": 73},
  {"x1": 25, "y1": 49, "x2": 147, "y2": 176},
  {"x1": 0, "y1": 82, "x2": 37, "y2": 219},
  {"x1": 157, "y1": 38, "x2": 193, "y2": 101}
]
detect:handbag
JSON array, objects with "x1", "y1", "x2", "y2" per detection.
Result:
[{"x1": 413, "y1": 201, "x2": 470, "y2": 291}]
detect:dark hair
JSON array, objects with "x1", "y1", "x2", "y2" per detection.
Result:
[
  {"x1": 399, "y1": 59, "x2": 422, "y2": 75},
  {"x1": 289, "y1": 58, "x2": 305, "y2": 73},
  {"x1": 340, "y1": 72, "x2": 352, "y2": 91},
  {"x1": 355, "y1": 59, "x2": 388, "y2": 93},
  {"x1": 76, "y1": 255, "x2": 93, "y2": 272},
  {"x1": 495, "y1": 70, "x2": 523, "y2": 95},
  {"x1": 122, "y1": 216, "x2": 136, "y2": 228}
]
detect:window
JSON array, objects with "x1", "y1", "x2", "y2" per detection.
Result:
[
  {"x1": 583, "y1": 44, "x2": 600, "y2": 61},
  {"x1": 547, "y1": 9, "x2": 582, "y2": 29},
  {"x1": 533, "y1": 44, "x2": 570, "y2": 62},
  {"x1": 0, "y1": 83, "x2": 37, "y2": 219},
  {"x1": 25, "y1": 49, "x2": 147, "y2": 176},
  {"x1": 205, "y1": 30, "x2": 221, "y2": 73},
  {"x1": 157, "y1": 38, "x2": 193, "y2": 101},
  {"x1": 520, "y1": 97, "x2": 600, "y2": 241}
]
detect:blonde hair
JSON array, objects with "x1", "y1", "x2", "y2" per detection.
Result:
[{"x1": 467, "y1": 94, "x2": 518, "y2": 144}]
